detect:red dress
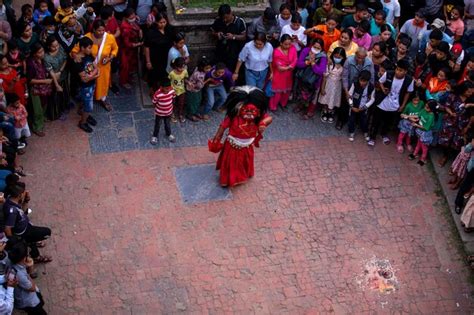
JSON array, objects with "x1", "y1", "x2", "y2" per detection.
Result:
[{"x1": 216, "y1": 114, "x2": 268, "y2": 187}]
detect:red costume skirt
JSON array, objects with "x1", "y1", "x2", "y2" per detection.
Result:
[{"x1": 216, "y1": 140, "x2": 255, "y2": 187}]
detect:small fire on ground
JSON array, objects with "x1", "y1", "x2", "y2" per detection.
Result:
[{"x1": 356, "y1": 257, "x2": 399, "y2": 294}]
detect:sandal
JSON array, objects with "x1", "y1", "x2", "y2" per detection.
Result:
[
  {"x1": 33, "y1": 255, "x2": 52, "y2": 264},
  {"x1": 15, "y1": 166, "x2": 26, "y2": 177}
]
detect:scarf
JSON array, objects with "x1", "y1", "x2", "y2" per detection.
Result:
[{"x1": 428, "y1": 78, "x2": 448, "y2": 93}]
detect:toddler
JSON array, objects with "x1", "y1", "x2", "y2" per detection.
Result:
[
  {"x1": 168, "y1": 57, "x2": 189, "y2": 123},
  {"x1": 425, "y1": 68, "x2": 449, "y2": 101},
  {"x1": 185, "y1": 57, "x2": 212, "y2": 122},
  {"x1": 6, "y1": 94, "x2": 30, "y2": 141},
  {"x1": 397, "y1": 92, "x2": 424, "y2": 153},
  {"x1": 151, "y1": 79, "x2": 176, "y2": 145},
  {"x1": 33, "y1": 0, "x2": 52, "y2": 29}
]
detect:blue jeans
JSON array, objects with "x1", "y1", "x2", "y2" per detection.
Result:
[
  {"x1": 80, "y1": 85, "x2": 95, "y2": 113},
  {"x1": 245, "y1": 68, "x2": 268, "y2": 89},
  {"x1": 203, "y1": 85, "x2": 227, "y2": 114}
]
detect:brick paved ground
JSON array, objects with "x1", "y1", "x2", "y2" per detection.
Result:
[{"x1": 17, "y1": 88, "x2": 474, "y2": 314}]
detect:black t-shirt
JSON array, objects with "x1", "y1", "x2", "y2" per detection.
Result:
[
  {"x1": 72, "y1": 55, "x2": 96, "y2": 88},
  {"x1": 210, "y1": 15, "x2": 246, "y2": 68}
]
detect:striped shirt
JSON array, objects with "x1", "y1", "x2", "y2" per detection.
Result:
[{"x1": 152, "y1": 88, "x2": 176, "y2": 116}]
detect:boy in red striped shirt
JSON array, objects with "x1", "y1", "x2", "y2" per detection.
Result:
[{"x1": 151, "y1": 79, "x2": 176, "y2": 145}]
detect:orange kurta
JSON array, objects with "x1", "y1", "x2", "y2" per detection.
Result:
[{"x1": 71, "y1": 32, "x2": 118, "y2": 100}]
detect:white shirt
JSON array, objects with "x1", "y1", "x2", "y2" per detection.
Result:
[
  {"x1": 0, "y1": 286, "x2": 14, "y2": 315},
  {"x1": 238, "y1": 41, "x2": 273, "y2": 71},
  {"x1": 378, "y1": 72, "x2": 414, "y2": 111},
  {"x1": 281, "y1": 24, "x2": 307, "y2": 51},
  {"x1": 382, "y1": 0, "x2": 401, "y2": 25},
  {"x1": 277, "y1": 14, "x2": 291, "y2": 29}
]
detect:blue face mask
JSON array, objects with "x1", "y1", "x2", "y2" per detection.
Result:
[{"x1": 333, "y1": 57, "x2": 342, "y2": 64}]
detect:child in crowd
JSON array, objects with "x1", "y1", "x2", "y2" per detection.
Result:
[
  {"x1": 277, "y1": 4, "x2": 292, "y2": 29},
  {"x1": 119, "y1": 8, "x2": 143, "y2": 89},
  {"x1": 168, "y1": 57, "x2": 188, "y2": 123},
  {"x1": 202, "y1": 62, "x2": 234, "y2": 119},
  {"x1": 347, "y1": 70, "x2": 375, "y2": 141},
  {"x1": 166, "y1": 32, "x2": 190, "y2": 74},
  {"x1": 7, "y1": 41, "x2": 26, "y2": 79},
  {"x1": 6, "y1": 94, "x2": 30, "y2": 142},
  {"x1": 33, "y1": 0, "x2": 52, "y2": 30},
  {"x1": 425, "y1": 68, "x2": 450, "y2": 101},
  {"x1": 55, "y1": 0, "x2": 74, "y2": 24},
  {"x1": 408, "y1": 100, "x2": 437, "y2": 166},
  {"x1": 185, "y1": 57, "x2": 212, "y2": 122},
  {"x1": 319, "y1": 47, "x2": 346, "y2": 123},
  {"x1": 146, "y1": 4, "x2": 159, "y2": 28},
  {"x1": 447, "y1": 6, "x2": 464, "y2": 41},
  {"x1": 151, "y1": 79, "x2": 176, "y2": 145},
  {"x1": 396, "y1": 91, "x2": 424, "y2": 153},
  {"x1": 39, "y1": 16, "x2": 56, "y2": 44},
  {"x1": 72, "y1": 37, "x2": 99, "y2": 133},
  {"x1": 368, "y1": 59, "x2": 414, "y2": 146}
]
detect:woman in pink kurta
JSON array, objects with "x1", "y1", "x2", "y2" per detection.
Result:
[{"x1": 269, "y1": 34, "x2": 297, "y2": 111}]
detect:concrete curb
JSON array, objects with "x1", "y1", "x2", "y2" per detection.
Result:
[{"x1": 430, "y1": 149, "x2": 474, "y2": 253}]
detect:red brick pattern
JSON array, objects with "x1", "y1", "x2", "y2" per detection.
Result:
[{"x1": 21, "y1": 119, "x2": 473, "y2": 313}]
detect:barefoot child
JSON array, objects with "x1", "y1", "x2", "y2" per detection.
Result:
[{"x1": 150, "y1": 79, "x2": 176, "y2": 145}]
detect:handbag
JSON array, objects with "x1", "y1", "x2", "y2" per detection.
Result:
[{"x1": 295, "y1": 66, "x2": 319, "y2": 88}]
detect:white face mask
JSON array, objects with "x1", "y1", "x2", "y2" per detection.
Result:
[
  {"x1": 311, "y1": 47, "x2": 321, "y2": 54},
  {"x1": 333, "y1": 57, "x2": 342, "y2": 64}
]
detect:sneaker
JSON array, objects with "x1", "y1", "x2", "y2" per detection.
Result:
[
  {"x1": 348, "y1": 133, "x2": 355, "y2": 142},
  {"x1": 168, "y1": 134, "x2": 176, "y2": 142},
  {"x1": 78, "y1": 123, "x2": 93, "y2": 133},
  {"x1": 367, "y1": 140, "x2": 375, "y2": 146},
  {"x1": 17, "y1": 142, "x2": 26, "y2": 150},
  {"x1": 407, "y1": 145, "x2": 414, "y2": 152},
  {"x1": 179, "y1": 116, "x2": 186, "y2": 123},
  {"x1": 321, "y1": 112, "x2": 328, "y2": 123},
  {"x1": 408, "y1": 154, "x2": 417, "y2": 160},
  {"x1": 328, "y1": 114, "x2": 334, "y2": 123},
  {"x1": 397, "y1": 145, "x2": 404, "y2": 153},
  {"x1": 364, "y1": 133, "x2": 370, "y2": 141},
  {"x1": 87, "y1": 115, "x2": 97, "y2": 126},
  {"x1": 382, "y1": 137, "x2": 391, "y2": 145},
  {"x1": 171, "y1": 116, "x2": 178, "y2": 123},
  {"x1": 150, "y1": 137, "x2": 158, "y2": 145},
  {"x1": 417, "y1": 160, "x2": 426, "y2": 166}
]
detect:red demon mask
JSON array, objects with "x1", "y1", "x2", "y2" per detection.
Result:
[{"x1": 239, "y1": 104, "x2": 260, "y2": 121}]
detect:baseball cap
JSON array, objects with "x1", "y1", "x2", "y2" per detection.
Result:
[{"x1": 431, "y1": 18, "x2": 445, "y2": 30}]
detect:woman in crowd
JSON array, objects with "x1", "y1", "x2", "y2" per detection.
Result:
[
  {"x1": 233, "y1": 32, "x2": 273, "y2": 90},
  {"x1": 27, "y1": 42, "x2": 52, "y2": 137},
  {"x1": 269, "y1": 34, "x2": 297, "y2": 112},
  {"x1": 71, "y1": 19, "x2": 118, "y2": 111},
  {"x1": 144, "y1": 12, "x2": 173, "y2": 91},
  {"x1": 44, "y1": 35, "x2": 68, "y2": 120},
  {"x1": 15, "y1": 22, "x2": 39, "y2": 58},
  {"x1": 327, "y1": 28, "x2": 358, "y2": 57}
]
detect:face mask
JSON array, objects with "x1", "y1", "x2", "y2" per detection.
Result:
[
  {"x1": 127, "y1": 18, "x2": 136, "y2": 24},
  {"x1": 311, "y1": 48, "x2": 321, "y2": 54},
  {"x1": 333, "y1": 57, "x2": 342, "y2": 64},
  {"x1": 47, "y1": 30, "x2": 55, "y2": 34}
]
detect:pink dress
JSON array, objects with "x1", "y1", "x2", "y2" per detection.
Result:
[
  {"x1": 451, "y1": 145, "x2": 472, "y2": 178},
  {"x1": 271, "y1": 46, "x2": 297, "y2": 93}
]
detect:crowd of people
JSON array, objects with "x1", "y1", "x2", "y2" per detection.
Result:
[{"x1": 0, "y1": 0, "x2": 470, "y2": 312}]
